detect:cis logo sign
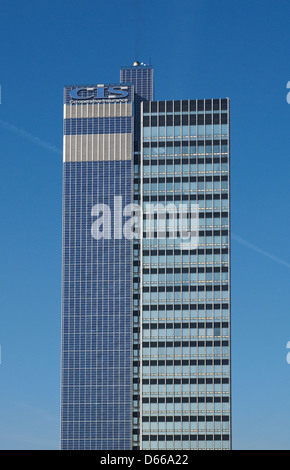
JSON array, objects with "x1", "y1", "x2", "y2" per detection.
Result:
[{"x1": 70, "y1": 86, "x2": 129, "y2": 100}]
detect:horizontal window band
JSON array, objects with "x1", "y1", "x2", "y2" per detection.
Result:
[
  {"x1": 141, "y1": 359, "x2": 229, "y2": 366},
  {"x1": 142, "y1": 303, "x2": 229, "y2": 311},
  {"x1": 142, "y1": 414, "x2": 230, "y2": 422},
  {"x1": 141, "y1": 434, "x2": 230, "y2": 442},
  {"x1": 141, "y1": 212, "x2": 228, "y2": 220},
  {"x1": 142, "y1": 266, "x2": 229, "y2": 274},
  {"x1": 141, "y1": 321, "x2": 228, "y2": 329},
  {"x1": 141, "y1": 396, "x2": 229, "y2": 403},
  {"x1": 134, "y1": 340, "x2": 229, "y2": 349},
  {"x1": 142, "y1": 176, "x2": 228, "y2": 184},
  {"x1": 137, "y1": 377, "x2": 229, "y2": 385},
  {"x1": 142, "y1": 156, "x2": 228, "y2": 164},
  {"x1": 142, "y1": 248, "x2": 228, "y2": 256},
  {"x1": 142, "y1": 285, "x2": 229, "y2": 293},
  {"x1": 143, "y1": 139, "x2": 228, "y2": 148},
  {"x1": 142, "y1": 193, "x2": 229, "y2": 202}
]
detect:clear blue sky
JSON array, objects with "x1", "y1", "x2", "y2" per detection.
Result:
[{"x1": 0, "y1": 0, "x2": 290, "y2": 450}]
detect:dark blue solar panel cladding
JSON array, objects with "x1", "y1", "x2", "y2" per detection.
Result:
[{"x1": 61, "y1": 160, "x2": 133, "y2": 450}]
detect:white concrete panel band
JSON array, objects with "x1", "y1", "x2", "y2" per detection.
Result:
[{"x1": 63, "y1": 133, "x2": 133, "y2": 162}]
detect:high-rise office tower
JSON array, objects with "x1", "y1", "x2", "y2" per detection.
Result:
[{"x1": 61, "y1": 62, "x2": 231, "y2": 451}]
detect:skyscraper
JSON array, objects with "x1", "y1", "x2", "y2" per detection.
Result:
[{"x1": 61, "y1": 62, "x2": 231, "y2": 451}]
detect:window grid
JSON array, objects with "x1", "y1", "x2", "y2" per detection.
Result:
[{"x1": 138, "y1": 99, "x2": 231, "y2": 450}]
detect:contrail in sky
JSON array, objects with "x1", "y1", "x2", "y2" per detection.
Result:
[
  {"x1": 0, "y1": 119, "x2": 62, "y2": 155},
  {"x1": 232, "y1": 233, "x2": 290, "y2": 268}
]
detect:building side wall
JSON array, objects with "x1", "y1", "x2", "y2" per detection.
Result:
[
  {"x1": 139, "y1": 98, "x2": 231, "y2": 450},
  {"x1": 61, "y1": 90, "x2": 134, "y2": 450}
]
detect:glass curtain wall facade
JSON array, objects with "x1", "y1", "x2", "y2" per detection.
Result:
[
  {"x1": 61, "y1": 63, "x2": 231, "y2": 451},
  {"x1": 138, "y1": 99, "x2": 231, "y2": 450}
]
